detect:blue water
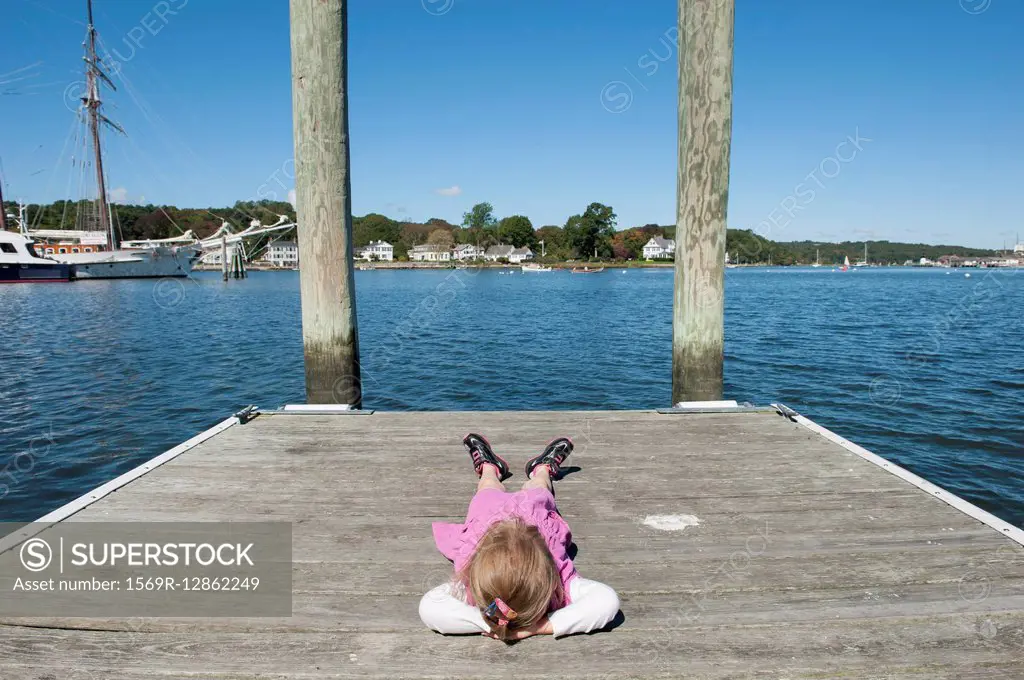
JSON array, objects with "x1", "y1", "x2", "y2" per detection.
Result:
[{"x1": 1, "y1": 267, "x2": 1021, "y2": 527}]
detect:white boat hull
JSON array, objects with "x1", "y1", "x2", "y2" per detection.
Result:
[{"x1": 55, "y1": 247, "x2": 197, "y2": 279}]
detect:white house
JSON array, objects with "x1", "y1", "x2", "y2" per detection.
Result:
[
  {"x1": 453, "y1": 243, "x2": 484, "y2": 260},
  {"x1": 484, "y1": 244, "x2": 515, "y2": 261},
  {"x1": 355, "y1": 240, "x2": 393, "y2": 262},
  {"x1": 642, "y1": 237, "x2": 675, "y2": 260},
  {"x1": 1015, "y1": 242, "x2": 1024, "y2": 255},
  {"x1": 509, "y1": 247, "x2": 534, "y2": 264},
  {"x1": 409, "y1": 244, "x2": 451, "y2": 262},
  {"x1": 260, "y1": 239, "x2": 299, "y2": 268}
]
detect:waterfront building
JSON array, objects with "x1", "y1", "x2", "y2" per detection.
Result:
[
  {"x1": 453, "y1": 244, "x2": 484, "y2": 260},
  {"x1": 509, "y1": 247, "x2": 534, "y2": 263},
  {"x1": 409, "y1": 244, "x2": 451, "y2": 262},
  {"x1": 484, "y1": 244, "x2": 514, "y2": 261},
  {"x1": 642, "y1": 237, "x2": 675, "y2": 259},
  {"x1": 261, "y1": 240, "x2": 299, "y2": 268},
  {"x1": 354, "y1": 240, "x2": 393, "y2": 262}
]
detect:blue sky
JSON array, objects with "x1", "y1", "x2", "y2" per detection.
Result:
[{"x1": 1, "y1": 0, "x2": 1022, "y2": 248}]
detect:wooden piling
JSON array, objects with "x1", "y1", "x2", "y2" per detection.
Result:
[
  {"x1": 672, "y1": 0, "x2": 734, "y2": 403},
  {"x1": 221, "y1": 235, "x2": 228, "y2": 282},
  {"x1": 289, "y1": 0, "x2": 361, "y2": 407}
]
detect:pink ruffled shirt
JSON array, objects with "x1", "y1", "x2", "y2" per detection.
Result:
[{"x1": 431, "y1": 487, "x2": 578, "y2": 607}]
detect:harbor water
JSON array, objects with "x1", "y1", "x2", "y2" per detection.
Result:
[{"x1": 1, "y1": 266, "x2": 1021, "y2": 527}]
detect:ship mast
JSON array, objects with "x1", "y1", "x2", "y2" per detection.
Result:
[{"x1": 84, "y1": 0, "x2": 119, "y2": 251}]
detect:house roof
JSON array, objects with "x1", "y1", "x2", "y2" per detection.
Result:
[
  {"x1": 270, "y1": 240, "x2": 297, "y2": 248},
  {"x1": 485, "y1": 245, "x2": 514, "y2": 256},
  {"x1": 645, "y1": 237, "x2": 674, "y2": 249},
  {"x1": 510, "y1": 247, "x2": 532, "y2": 255},
  {"x1": 367, "y1": 240, "x2": 392, "y2": 247}
]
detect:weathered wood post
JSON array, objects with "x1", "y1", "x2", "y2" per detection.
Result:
[
  {"x1": 290, "y1": 0, "x2": 361, "y2": 406},
  {"x1": 221, "y1": 235, "x2": 228, "y2": 282},
  {"x1": 672, "y1": 0, "x2": 734, "y2": 403}
]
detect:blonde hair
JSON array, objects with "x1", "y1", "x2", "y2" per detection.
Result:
[{"x1": 459, "y1": 518, "x2": 563, "y2": 641}]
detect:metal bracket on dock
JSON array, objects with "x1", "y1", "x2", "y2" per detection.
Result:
[
  {"x1": 771, "y1": 403, "x2": 801, "y2": 421},
  {"x1": 233, "y1": 405, "x2": 259, "y2": 424}
]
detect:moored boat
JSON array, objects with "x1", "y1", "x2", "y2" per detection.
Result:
[
  {"x1": 521, "y1": 263, "x2": 552, "y2": 272},
  {"x1": 0, "y1": 231, "x2": 71, "y2": 283},
  {"x1": 570, "y1": 266, "x2": 605, "y2": 274}
]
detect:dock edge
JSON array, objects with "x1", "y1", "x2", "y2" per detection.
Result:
[
  {"x1": 0, "y1": 412, "x2": 245, "y2": 556},
  {"x1": 773, "y1": 402, "x2": 1024, "y2": 548}
]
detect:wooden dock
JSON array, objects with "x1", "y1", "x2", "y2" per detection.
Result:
[{"x1": 1, "y1": 406, "x2": 1022, "y2": 678}]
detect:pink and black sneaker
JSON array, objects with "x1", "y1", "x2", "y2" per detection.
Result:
[
  {"x1": 525, "y1": 437, "x2": 573, "y2": 480},
  {"x1": 463, "y1": 433, "x2": 512, "y2": 481}
]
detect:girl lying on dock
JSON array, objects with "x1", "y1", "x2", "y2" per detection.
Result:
[{"x1": 419, "y1": 434, "x2": 620, "y2": 640}]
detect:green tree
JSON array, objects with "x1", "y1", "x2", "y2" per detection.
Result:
[
  {"x1": 461, "y1": 202, "x2": 497, "y2": 230},
  {"x1": 353, "y1": 213, "x2": 401, "y2": 247},
  {"x1": 535, "y1": 225, "x2": 566, "y2": 259},
  {"x1": 497, "y1": 215, "x2": 536, "y2": 248},
  {"x1": 564, "y1": 203, "x2": 616, "y2": 259}
]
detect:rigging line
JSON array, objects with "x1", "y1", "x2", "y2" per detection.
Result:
[
  {"x1": 96, "y1": 33, "x2": 203, "y2": 169},
  {"x1": 17, "y1": 0, "x2": 84, "y2": 27},
  {"x1": 156, "y1": 206, "x2": 188, "y2": 237},
  {"x1": 90, "y1": 49, "x2": 185, "y2": 230},
  {"x1": 0, "y1": 61, "x2": 44, "y2": 79},
  {"x1": 16, "y1": 80, "x2": 68, "y2": 91},
  {"x1": 66, "y1": 129, "x2": 86, "y2": 231},
  {"x1": 75, "y1": 122, "x2": 91, "y2": 231},
  {"x1": 0, "y1": 74, "x2": 39, "y2": 88},
  {"x1": 59, "y1": 123, "x2": 84, "y2": 230},
  {"x1": 107, "y1": 132, "x2": 189, "y2": 237},
  {"x1": 38, "y1": 109, "x2": 83, "y2": 231},
  {"x1": 100, "y1": 164, "x2": 124, "y2": 243}
]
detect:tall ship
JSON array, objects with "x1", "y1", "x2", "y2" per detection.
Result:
[{"x1": 29, "y1": 0, "x2": 198, "y2": 278}]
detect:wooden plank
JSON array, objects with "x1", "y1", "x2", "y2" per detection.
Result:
[
  {"x1": 0, "y1": 614, "x2": 1021, "y2": 679},
  {"x1": 2, "y1": 410, "x2": 1021, "y2": 678},
  {"x1": 5, "y1": 578, "x2": 1024, "y2": 635}
]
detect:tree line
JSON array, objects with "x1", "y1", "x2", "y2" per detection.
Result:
[{"x1": 4, "y1": 199, "x2": 997, "y2": 264}]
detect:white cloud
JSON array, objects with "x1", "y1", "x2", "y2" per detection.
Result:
[
  {"x1": 435, "y1": 185, "x2": 462, "y2": 197},
  {"x1": 288, "y1": 188, "x2": 296, "y2": 206},
  {"x1": 109, "y1": 186, "x2": 128, "y2": 203}
]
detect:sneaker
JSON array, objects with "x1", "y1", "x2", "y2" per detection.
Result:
[
  {"x1": 463, "y1": 433, "x2": 512, "y2": 481},
  {"x1": 525, "y1": 437, "x2": 573, "y2": 480}
]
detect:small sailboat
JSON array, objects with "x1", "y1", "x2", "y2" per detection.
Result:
[
  {"x1": 853, "y1": 243, "x2": 869, "y2": 267},
  {"x1": 811, "y1": 249, "x2": 822, "y2": 268},
  {"x1": 840, "y1": 255, "x2": 850, "y2": 272}
]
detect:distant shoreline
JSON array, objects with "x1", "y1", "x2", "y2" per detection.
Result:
[{"x1": 196, "y1": 261, "x2": 1023, "y2": 272}]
